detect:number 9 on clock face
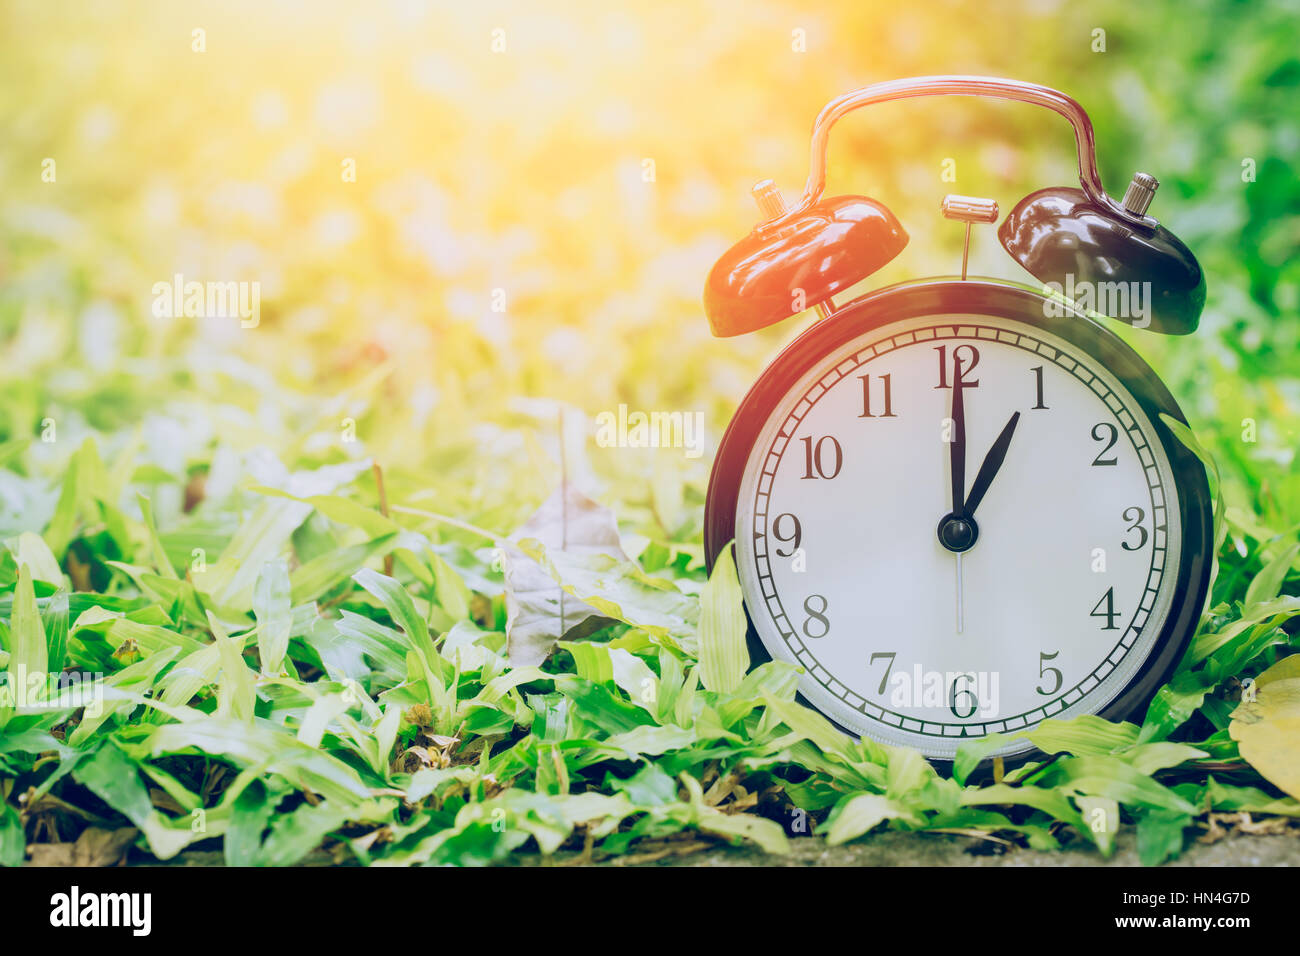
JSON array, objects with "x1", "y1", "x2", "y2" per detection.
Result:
[{"x1": 708, "y1": 283, "x2": 1212, "y2": 763}]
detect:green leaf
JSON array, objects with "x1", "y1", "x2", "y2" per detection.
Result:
[
  {"x1": 556, "y1": 677, "x2": 656, "y2": 735},
  {"x1": 606, "y1": 763, "x2": 677, "y2": 807},
  {"x1": 353, "y1": 568, "x2": 436, "y2": 666},
  {"x1": 1160, "y1": 412, "x2": 1226, "y2": 555},
  {"x1": 884, "y1": 745, "x2": 933, "y2": 801},
  {"x1": 253, "y1": 559, "x2": 292, "y2": 674},
  {"x1": 1189, "y1": 598, "x2": 1299, "y2": 664},
  {"x1": 1196, "y1": 777, "x2": 1300, "y2": 817},
  {"x1": 1245, "y1": 542, "x2": 1300, "y2": 607},
  {"x1": 16, "y1": 532, "x2": 63, "y2": 586},
  {"x1": 209, "y1": 612, "x2": 256, "y2": 722},
  {"x1": 953, "y1": 732, "x2": 1014, "y2": 785},
  {"x1": 44, "y1": 439, "x2": 107, "y2": 559},
  {"x1": 255, "y1": 800, "x2": 353, "y2": 867},
  {"x1": 225, "y1": 782, "x2": 279, "y2": 867},
  {"x1": 1137, "y1": 808, "x2": 1191, "y2": 866},
  {"x1": 199, "y1": 497, "x2": 313, "y2": 611},
  {"x1": 374, "y1": 704, "x2": 400, "y2": 775},
  {"x1": 430, "y1": 550, "x2": 472, "y2": 622},
  {"x1": 593, "y1": 723, "x2": 696, "y2": 759},
  {"x1": 41, "y1": 588, "x2": 69, "y2": 676},
  {"x1": 0, "y1": 804, "x2": 25, "y2": 867},
  {"x1": 557, "y1": 639, "x2": 658, "y2": 706},
  {"x1": 560, "y1": 639, "x2": 614, "y2": 684},
  {"x1": 74, "y1": 742, "x2": 194, "y2": 860},
  {"x1": 1028, "y1": 715, "x2": 1138, "y2": 755},
  {"x1": 8, "y1": 565, "x2": 48, "y2": 704},
  {"x1": 1040, "y1": 756, "x2": 1197, "y2": 814},
  {"x1": 289, "y1": 533, "x2": 398, "y2": 605},
  {"x1": 0, "y1": 438, "x2": 30, "y2": 472},
  {"x1": 1115, "y1": 742, "x2": 1206, "y2": 774},
  {"x1": 1140, "y1": 669, "x2": 1218, "y2": 742},
  {"x1": 762, "y1": 695, "x2": 850, "y2": 758},
  {"x1": 331, "y1": 612, "x2": 415, "y2": 678},
  {"x1": 822, "y1": 792, "x2": 915, "y2": 845},
  {"x1": 959, "y1": 783, "x2": 1084, "y2": 829},
  {"x1": 298, "y1": 693, "x2": 351, "y2": 748},
  {"x1": 696, "y1": 808, "x2": 789, "y2": 854},
  {"x1": 697, "y1": 542, "x2": 748, "y2": 694},
  {"x1": 136, "y1": 493, "x2": 180, "y2": 580},
  {"x1": 143, "y1": 718, "x2": 372, "y2": 807},
  {"x1": 252, "y1": 487, "x2": 398, "y2": 538},
  {"x1": 68, "y1": 647, "x2": 181, "y2": 747},
  {"x1": 679, "y1": 773, "x2": 788, "y2": 854},
  {"x1": 1074, "y1": 795, "x2": 1119, "y2": 855}
]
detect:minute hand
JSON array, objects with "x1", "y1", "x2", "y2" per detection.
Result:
[
  {"x1": 962, "y1": 411, "x2": 1021, "y2": 517},
  {"x1": 949, "y1": 362, "x2": 967, "y2": 517}
]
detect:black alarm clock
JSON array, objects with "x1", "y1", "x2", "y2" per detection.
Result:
[{"x1": 702, "y1": 76, "x2": 1212, "y2": 766}]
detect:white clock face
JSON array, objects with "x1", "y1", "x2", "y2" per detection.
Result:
[{"x1": 734, "y1": 312, "x2": 1183, "y2": 760}]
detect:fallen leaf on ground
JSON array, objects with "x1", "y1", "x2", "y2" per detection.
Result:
[
  {"x1": 503, "y1": 483, "x2": 626, "y2": 665},
  {"x1": 26, "y1": 827, "x2": 139, "y2": 867},
  {"x1": 1229, "y1": 660, "x2": 1300, "y2": 800}
]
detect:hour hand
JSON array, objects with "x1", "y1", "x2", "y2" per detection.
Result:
[{"x1": 963, "y1": 411, "x2": 1021, "y2": 518}]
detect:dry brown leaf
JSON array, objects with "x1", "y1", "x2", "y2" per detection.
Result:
[
  {"x1": 1195, "y1": 814, "x2": 1227, "y2": 844},
  {"x1": 1229, "y1": 670, "x2": 1300, "y2": 800},
  {"x1": 502, "y1": 484, "x2": 626, "y2": 666},
  {"x1": 725, "y1": 787, "x2": 759, "y2": 813},
  {"x1": 20, "y1": 787, "x2": 115, "y2": 829},
  {"x1": 1257, "y1": 654, "x2": 1300, "y2": 688},
  {"x1": 702, "y1": 771, "x2": 736, "y2": 807},
  {"x1": 612, "y1": 839, "x2": 715, "y2": 866},
  {"x1": 27, "y1": 827, "x2": 139, "y2": 867},
  {"x1": 1196, "y1": 810, "x2": 1296, "y2": 843},
  {"x1": 398, "y1": 746, "x2": 438, "y2": 772},
  {"x1": 1236, "y1": 813, "x2": 1295, "y2": 835},
  {"x1": 149, "y1": 788, "x2": 186, "y2": 814}
]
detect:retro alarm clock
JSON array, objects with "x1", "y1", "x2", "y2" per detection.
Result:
[{"x1": 702, "y1": 76, "x2": 1212, "y2": 765}]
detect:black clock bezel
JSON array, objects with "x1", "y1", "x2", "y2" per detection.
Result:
[{"x1": 703, "y1": 278, "x2": 1214, "y2": 772}]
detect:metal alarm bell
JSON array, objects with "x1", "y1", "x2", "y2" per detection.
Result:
[
  {"x1": 703, "y1": 187, "x2": 908, "y2": 338},
  {"x1": 703, "y1": 75, "x2": 1206, "y2": 337},
  {"x1": 999, "y1": 181, "x2": 1206, "y2": 334}
]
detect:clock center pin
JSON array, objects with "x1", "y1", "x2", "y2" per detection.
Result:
[{"x1": 937, "y1": 512, "x2": 980, "y2": 553}]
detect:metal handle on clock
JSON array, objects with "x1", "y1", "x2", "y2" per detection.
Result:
[{"x1": 759, "y1": 75, "x2": 1155, "y2": 232}]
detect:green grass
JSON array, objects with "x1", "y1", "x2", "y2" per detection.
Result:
[{"x1": 0, "y1": 418, "x2": 1297, "y2": 866}]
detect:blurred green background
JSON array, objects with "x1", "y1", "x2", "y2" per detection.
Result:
[{"x1": 1, "y1": 0, "x2": 1296, "y2": 559}]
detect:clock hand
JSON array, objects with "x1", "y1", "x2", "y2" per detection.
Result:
[
  {"x1": 949, "y1": 356, "x2": 967, "y2": 517},
  {"x1": 947, "y1": 357, "x2": 970, "y2": 634},
  {"x1": 955, "y1": 552, "x2": 964, "y2": 634},
  {"x1": 962, "y1": 411, "x2": 1021, "y2": 518},
  {"x1": 937, "y1": 354, "x2": 979, "y2": 556}
]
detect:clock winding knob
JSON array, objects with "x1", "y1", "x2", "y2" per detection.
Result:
[
  {"x1": 1121, "y1": 172, "x2": 1159, "y2": 217},
  {"x1": 751, "y1": 179, "x2": 789, "y2": 223}
]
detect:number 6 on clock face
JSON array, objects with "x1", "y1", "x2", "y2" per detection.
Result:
[{"x1": 704, "y1": 282, "x2": 1212, "y2": 764}]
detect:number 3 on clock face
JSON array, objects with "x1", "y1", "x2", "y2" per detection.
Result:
[{"x1": 708, "y1": 282, "x2": 1212, "y2": 763}]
